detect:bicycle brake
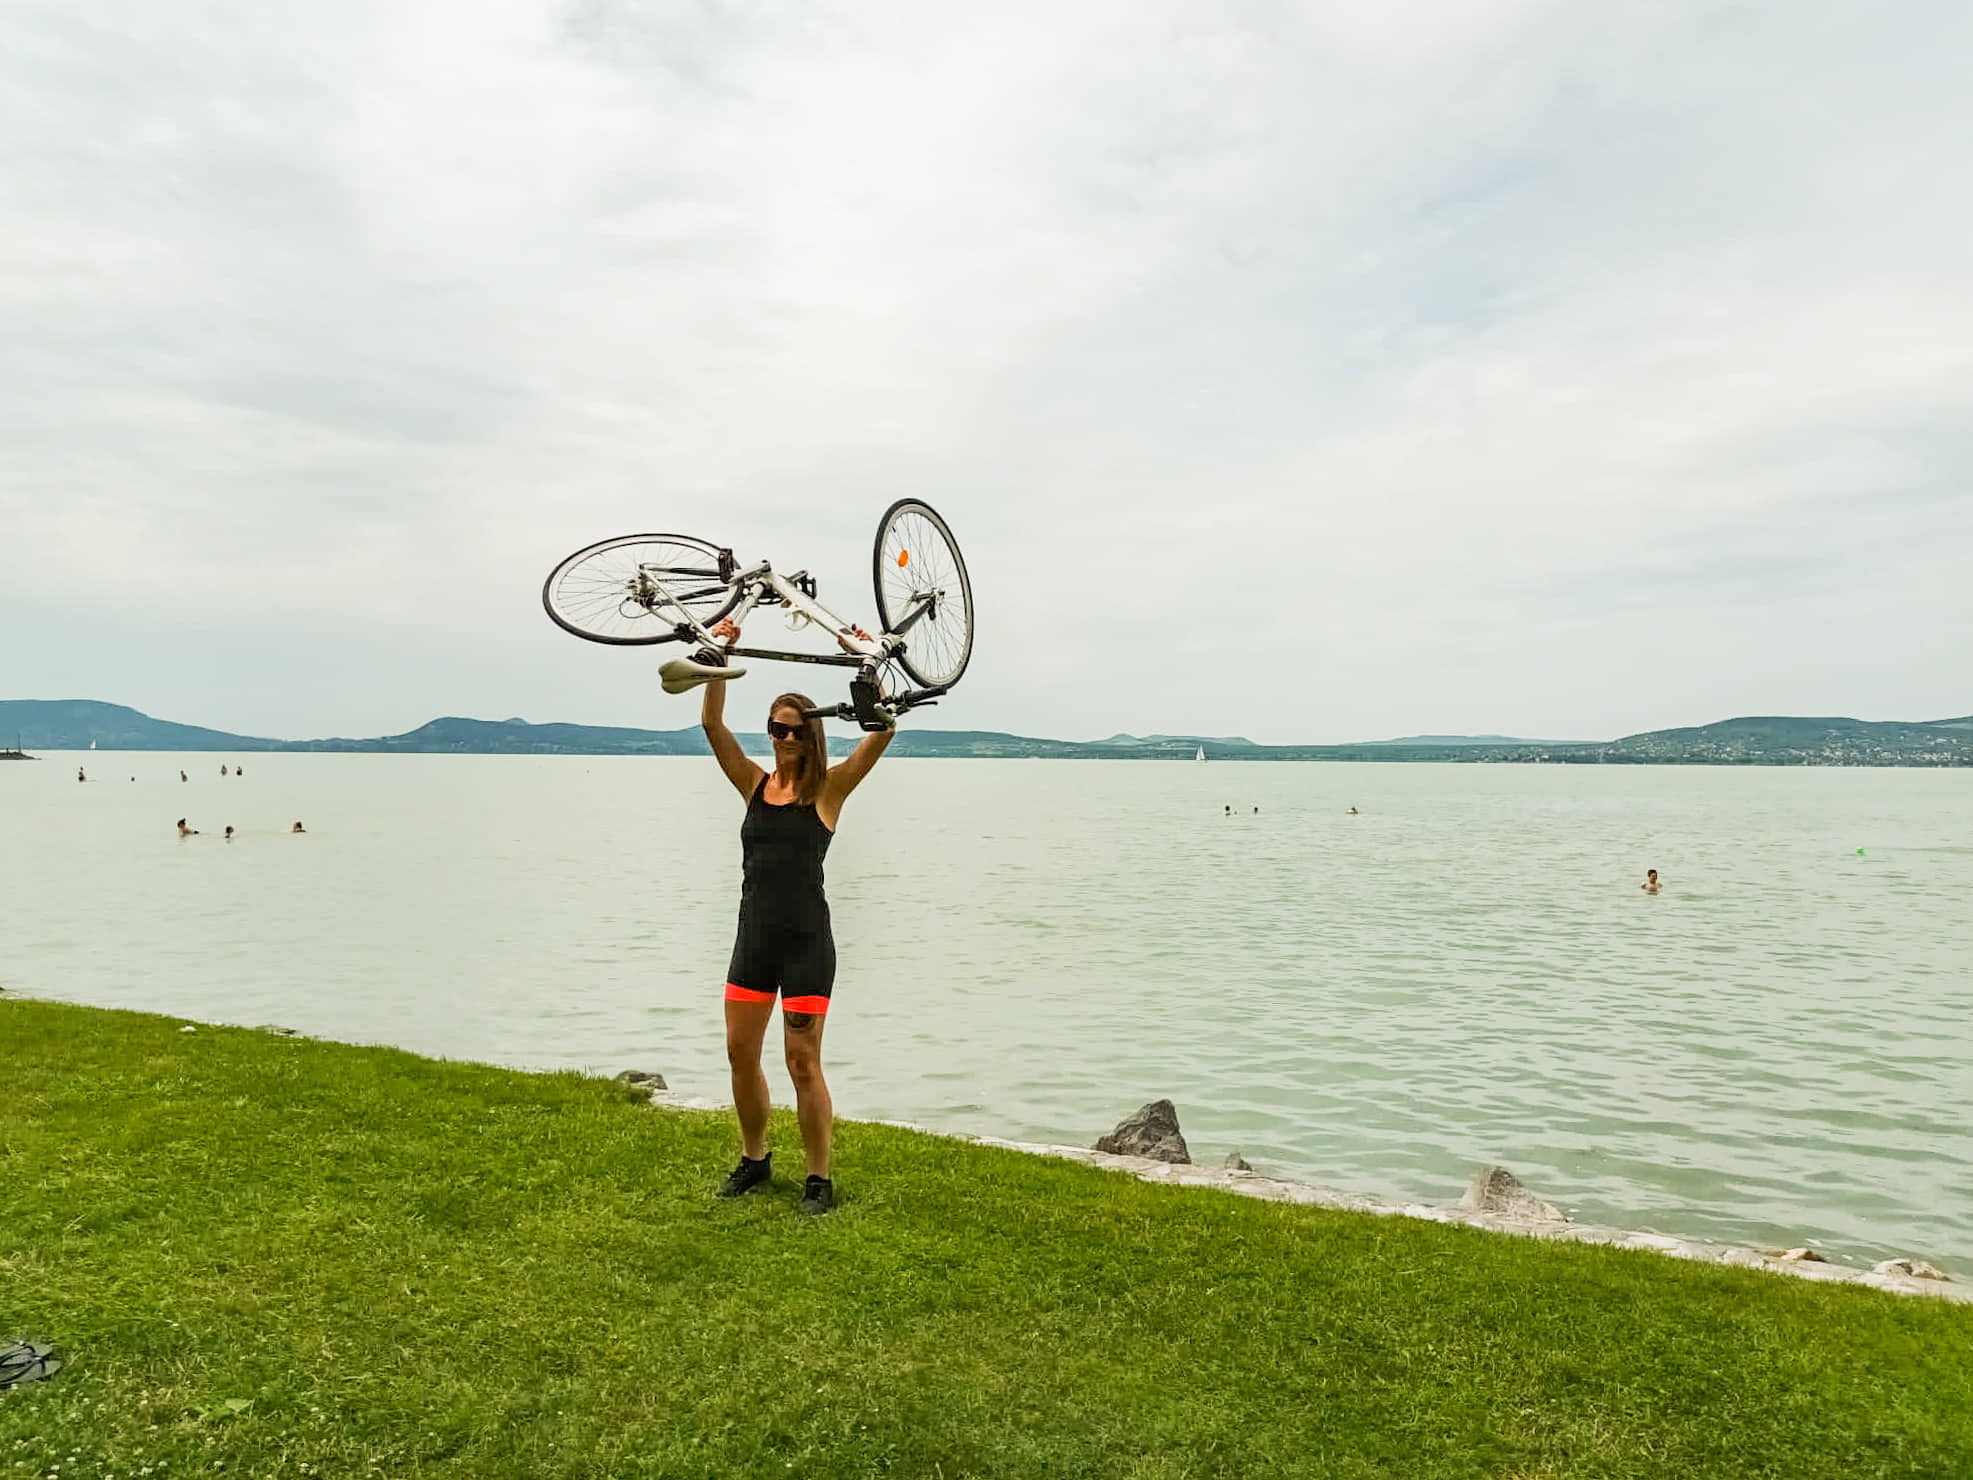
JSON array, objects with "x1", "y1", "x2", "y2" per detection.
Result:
[{"x1": 848, "y1": 673, "x2": 894, "y2": 731}]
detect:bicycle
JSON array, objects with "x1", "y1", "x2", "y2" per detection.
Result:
[{"x1": 541, "y1": 499, "x2": 974, "y2": 731}]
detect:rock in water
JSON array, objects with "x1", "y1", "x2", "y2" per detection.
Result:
[
  {"x1": 1459, "y1": 1166, "x2": 1566, "y2": 1223},
  {"x1": 1225, "y1": 1152, "x2": 1253, "y2": 1172},
  {"x1": 1777, "y1": 1247, "x2": 1826, "y2": 1262},
  {"x1": 1094, "y1": 1100, "x2": 1191, "y2": 1164},
  {"x1": 614, "y1": 1070, "x2": 668, "y2": 1094},
  {"x1": 1872, "y1": 1258, "x2": 1950, "y2": 1281}
]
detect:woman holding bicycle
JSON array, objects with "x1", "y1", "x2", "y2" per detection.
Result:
[
  {"x1": 541, "y1": 499, "x2": 972, "y2": 1210},
  {"x1": 700, "y1": 614, "x2": 893, "y2": 1215}
]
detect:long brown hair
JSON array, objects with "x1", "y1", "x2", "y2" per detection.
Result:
[{"x1": 769, "y1": 693, "x2": 829, "y2": 805}]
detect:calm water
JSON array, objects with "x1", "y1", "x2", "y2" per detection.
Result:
[{"x1": 5, "y1": 752, "x2": 1970, "y2": 1268}]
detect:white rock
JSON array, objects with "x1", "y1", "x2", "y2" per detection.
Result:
[
  {"x1": 1458, "y1": 1165, "x2": 1567, "y2": 1223},
  {"x1": 1872, "y1": 1258, "x2": 1950, "y2": 1281}
]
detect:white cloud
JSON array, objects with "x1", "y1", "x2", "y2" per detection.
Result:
[{"x1": 2, "y1": 0, "x2": 1968, "y2": 741}]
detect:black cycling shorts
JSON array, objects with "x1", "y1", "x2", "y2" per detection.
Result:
[{"x1": 724, "y1": 917, "x2": 836, "y2": 1014}]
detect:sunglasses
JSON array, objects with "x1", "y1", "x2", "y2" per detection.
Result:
[{"x1": 767, "y1": 720, "x2": 805, "y2": 740}]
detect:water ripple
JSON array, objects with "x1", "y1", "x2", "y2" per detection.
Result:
[{"x1": 7, "y1": 753, "x2": 1972, "y2": 1267}]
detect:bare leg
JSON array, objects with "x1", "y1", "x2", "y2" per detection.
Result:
[
  {"x1": 783, "y1": 1010, "x2": 833, "y2": 1179},
  {"x1": 725, "y1": 999, "x2": 774, "y2": 1160}
]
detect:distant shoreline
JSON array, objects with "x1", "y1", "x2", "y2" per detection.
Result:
[
  {"x1": 13, "y1": 746, "x2": 1973, "y2": 769},
  {"x1": 6, "y1": 700, "x2": 1972, "y2": 766}
]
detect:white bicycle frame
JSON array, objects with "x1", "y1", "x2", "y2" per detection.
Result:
[
  {"x1": 702, "y1": 562, "x2": 896, "y2": 669},
  {"x1": 643, "y1": 556, "x2": 946, "y2": 689}
]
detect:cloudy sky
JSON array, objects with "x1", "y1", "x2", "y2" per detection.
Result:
[{"x1": 3, "y1": 1, "x2": 1969, "y2": 745}]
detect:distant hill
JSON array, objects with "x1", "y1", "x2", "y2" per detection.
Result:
[
  {"x1": 287, "y1": 714, "x2": 716, "y2": 756},
  {"x1": 0, "y1": 700, "x2": 725, "y2": 757},
  {"x1": 1361, "y1": 734, "x2": 1584, "y2": 747},
  {"x1": 0, "y1": 702, "x2": 1284, "y2": 761},
  {"x1": 3, "y1": 700, "x2": 1969, "y2": 765},
  {"x1": 0, "y1": 700, "x2": 287, "y2": 752},
  {"x1": 1589, "y1": 715, "x2": 1973, "y2": 765},
  {"x1": 1094, "y1": 733, "x2": 1257, "y2": 747}
]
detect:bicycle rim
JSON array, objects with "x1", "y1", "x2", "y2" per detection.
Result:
[
  {"x1": 542, "y1": 534, "x2": 742, "y2": 646},
  {"x1": 872, "y1": 500, "x2": 973, "y2": 689}
]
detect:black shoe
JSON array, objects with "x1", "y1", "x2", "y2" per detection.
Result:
[
  {"x1": 797, "y1": 1175, "x2": 836, "y2": 1216},
  {"x1": 717, "y1": 1153, "x2": 772, "y2": 1198}
]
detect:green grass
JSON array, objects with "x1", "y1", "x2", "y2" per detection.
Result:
[{"x1": 2, "y1": 1000, "x2": 1969, "y2": 1479}]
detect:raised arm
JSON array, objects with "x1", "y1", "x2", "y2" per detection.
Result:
[
  {"x1": 819, "y1": 623, "x2": 894, "y2": 825},
  {"x1": 826, "y1": 726, "x2": 893, "y2": 804},
  {"x1": 701, "y1": 619, "x2": 764, "y2": 801}
]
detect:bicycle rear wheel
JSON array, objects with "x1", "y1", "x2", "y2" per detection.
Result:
[
  {"x1": 542, "y1": 534, "x2": 742, "y2": 646},
  {"x1": 872, "y1": 500, "x2": 973, "y2": 689}
]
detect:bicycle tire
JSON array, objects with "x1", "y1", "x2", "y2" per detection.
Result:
[
  {"x1": 542, "y1": 533, "x2": 743, "y2": 646},
  {"x1": 872, "y1": 500, "x2": 973, "y2": 689}
]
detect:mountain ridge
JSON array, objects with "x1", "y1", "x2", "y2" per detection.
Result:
[
  {"x1": 1359, "y1": 734, "x2": 1585, "y2": 747},
  {"x1": 4, "y1": 700, "x2": 1970, "y2": 765}
]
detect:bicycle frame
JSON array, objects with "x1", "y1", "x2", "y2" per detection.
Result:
[{"x1": 641, "y1": 556, "x2": 948, "y2": 725}]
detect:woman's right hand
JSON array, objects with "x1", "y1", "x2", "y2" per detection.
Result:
[{"x1": 710, "y1": 617, "x2": 741, "y2": 645}]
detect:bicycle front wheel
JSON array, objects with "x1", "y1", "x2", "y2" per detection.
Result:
[
  {"x1": 873, "y1": 500, "x2": 973, "y2": 688},
  {"x1": 542, "y1": 533, "x2": 742, "y2": 645}
]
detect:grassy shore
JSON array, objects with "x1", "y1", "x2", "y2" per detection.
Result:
[{"x1": 3, "y1": 1000, "x2": 1969, "y2": 1479}]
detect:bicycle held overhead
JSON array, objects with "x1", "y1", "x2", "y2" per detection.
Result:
[{"x1": 541, "y1": 499, "x2": 974, "y2": 730}]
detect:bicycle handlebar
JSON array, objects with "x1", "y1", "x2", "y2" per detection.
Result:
[{"x1": 802, "y1": 681, "x2": 950, "y2": 731}]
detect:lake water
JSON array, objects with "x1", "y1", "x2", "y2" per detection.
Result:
[{"x1": 5, "y1": 752, "x2": 1970, "y2": 1269}]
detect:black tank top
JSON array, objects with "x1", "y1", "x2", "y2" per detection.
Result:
[{"x1": 739, "y1": 775, "x2": 832, "y2": 927}]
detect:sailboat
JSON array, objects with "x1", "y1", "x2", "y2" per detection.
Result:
[
  {"x1": 89, "y1": 739, "x2": 97, "y2": 750},
  {"x1": 1195, "y1": 744, "x2": 1206, "y2": 763}
]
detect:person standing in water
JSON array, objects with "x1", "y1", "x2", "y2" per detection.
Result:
[
  {"x1": 700, "y1": 615, "x2": 893, "y2": 1215},
  {"x1": 1641, "y1": 869, "x2": 1661, "y2": 894},
  {"x1": 177, "y1": 818, "x2": 199, "y2": 837}
]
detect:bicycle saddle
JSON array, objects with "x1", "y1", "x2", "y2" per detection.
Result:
[{"x1": 659, "y1": 654, "x2": 747, "y2": 694}]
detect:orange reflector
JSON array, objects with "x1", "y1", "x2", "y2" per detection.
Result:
[{"x1": 897, "y1": 550, "x2": 910, "y2": 567}]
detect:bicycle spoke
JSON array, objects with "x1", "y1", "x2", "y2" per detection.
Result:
[
  {"x1": 873, "y1": 501, "x2": 972, "y2": 689},
  {"x1": 543, "y1": 534, "x2": 742, "y2": 646}
]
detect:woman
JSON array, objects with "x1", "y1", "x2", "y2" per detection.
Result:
[{"x1": 701, "y1": 615, "x2": 894, "y2": 1215}]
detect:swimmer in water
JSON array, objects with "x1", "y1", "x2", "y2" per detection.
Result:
[
  {"x1": 224, "y1": 825, "x2": 235, "y2": 841},
  {"x1": 177, "y1": 818, "x2": 199, "y2": 837},
  {"x1": 181, "y1": 770, "x2": 188, "y2": 782},
  {"x1": 1641, "y1": 868, "x2": 1661, "y2": 894},
  {"x1": 292, "y1": 821, "x2": 305, "y2": 833},
  {"x1": 77, "y1": 767, "x2": 85, "y2": 782},
  {"x1": 1348, "y1": 806, "x2": 1359, "y2": 815}
]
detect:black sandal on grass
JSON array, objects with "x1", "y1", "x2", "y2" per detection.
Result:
[{"x1": 0, "y1": 1341, "x2": 63, "y2": 1389}]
